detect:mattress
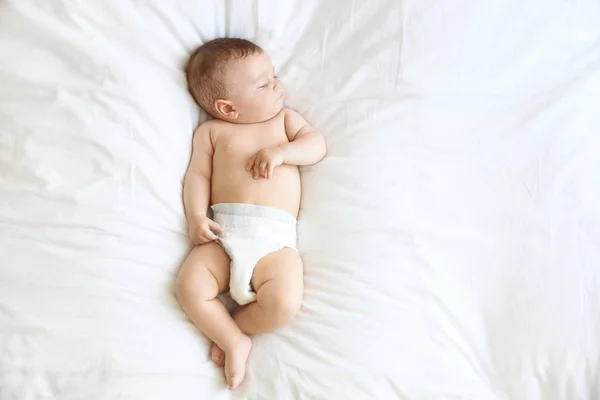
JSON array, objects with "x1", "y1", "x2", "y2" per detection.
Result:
[{"x1": 1, "y1": 0, "x2": 599, "y2": 399}]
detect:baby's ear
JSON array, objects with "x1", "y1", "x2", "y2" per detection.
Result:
[{"x1": 214, "y1": 99, "x2": 238, "y2": 120}]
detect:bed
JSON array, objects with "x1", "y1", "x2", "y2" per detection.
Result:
[{"x1": 1, "y1": 1, "x2": 599, "y2": 399}]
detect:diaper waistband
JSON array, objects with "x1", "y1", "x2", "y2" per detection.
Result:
[{"x1": 210, "y1": 203, "x2": 297, "y2": 224}]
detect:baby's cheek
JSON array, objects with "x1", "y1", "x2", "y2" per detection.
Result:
[
  {"x1": 256, "y1": 96, "x2": 269, "y2": 108},
  {"x1": 249, "y1": 95, "x2": 262, "y2": 105}
]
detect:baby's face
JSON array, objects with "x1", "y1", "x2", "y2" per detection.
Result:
[{"x1": 220, "y1": 52, "x2": 285, "y2": 123}]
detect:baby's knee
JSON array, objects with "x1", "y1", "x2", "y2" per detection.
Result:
[
  {"x1": 174, "y1": 271, "x2": 194, "y2": 304},
  {"x1": 175, "y1": 265, "x2": 216, "y2": 303},
  {"x1": 265, "y1": 284, "x2": 302, "y2": 321},
  {"x1": 277, "y1": 294, "x2": 302, "y2": 321}
]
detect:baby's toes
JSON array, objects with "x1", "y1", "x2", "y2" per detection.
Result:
[
  {"x1": 210, "y1": 343, "x2": 224, "y2": 365},
  {"x1": 217, "y1": 352, "x2": 225, "y2": 368}
]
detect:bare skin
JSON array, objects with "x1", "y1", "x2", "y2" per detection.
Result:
[{"x1": 175, "y1": 50, "x2": 326, "y2": 390}]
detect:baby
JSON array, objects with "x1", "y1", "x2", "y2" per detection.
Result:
[{"x1": 175, "y1": 38, "x2": 326, "y2": 390}]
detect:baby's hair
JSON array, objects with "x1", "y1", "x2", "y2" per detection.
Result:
[{"x1": 186, "y1": 38, "x2": 264, "y2": 115}]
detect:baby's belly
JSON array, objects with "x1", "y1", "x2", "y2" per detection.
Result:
[{"x1": 211, "y1": 165, "x2": 301, "y2": 217}]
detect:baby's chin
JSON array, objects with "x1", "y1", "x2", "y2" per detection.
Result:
[
  {"x1": 261, "y1": 102, "x2": 285, "y2": 119},
  {"x1": 262, "y1": 105, "x2": 284, "y2": 122},
  {"x1": 234, "y1": 106, "x2": 284, "y2": 124}
]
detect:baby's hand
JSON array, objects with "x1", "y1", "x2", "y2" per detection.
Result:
[
  {"x1": 188, "y1": 214, "x2": 223, "y2": 245},
  {"x1": 246, "y1": 147, "x2": 285, "y2": 179}
]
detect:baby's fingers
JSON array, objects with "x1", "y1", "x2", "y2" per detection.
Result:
[
  {"x1": 208, "y1": 220, "x2": 223, "y2": 236},
  {"x1": 259, "y1": 161, "x2": 268, "y2": 178},
  {"x1": 246, "y1": 154, "x2": 258, "y2": 171},
  {"x1": 202, "y1": 229, "x2": 218, "y2": 242},
  {"x1": 191, "y1": 233, "x2": 207, "y2": 245},
  {"x1": 253, "y1": 162, "x2": 261, "y2": 179},
  {"x1": 266, "y1": 163, "x2": 275, "y2": 179}
]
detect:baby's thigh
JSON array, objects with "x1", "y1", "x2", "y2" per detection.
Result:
[
  {"x1": 176, "y1": 242, "x2": 231, "y2": 298},
  {"x1": 251, "y1": 247, "x2": 303, "y2": 298}
]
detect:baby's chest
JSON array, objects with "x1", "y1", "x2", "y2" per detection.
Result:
[{"x1": 218, "y1": 127, "x2": 288, "y2": 157}]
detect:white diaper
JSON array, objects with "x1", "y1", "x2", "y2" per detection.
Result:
[{"x1": 210, "y1": 203, "x2": 297, "y2": 306}]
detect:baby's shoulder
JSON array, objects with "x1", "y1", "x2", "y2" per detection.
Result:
[
  {"x1": 281, "y1": 108, "x2": 308, "y2": 133},
  {"x1": 195, "y1": 118, "x2": 234, "y2": 139},
  {"x1": 282, "y1": 107, "x2": 306, "y2": 118},
  {"x1": 196, "y1": 118, "x2": 229, "y2": 132}
]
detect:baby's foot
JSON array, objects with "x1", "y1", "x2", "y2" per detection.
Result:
[
  {"x1": 224, "y1": 334, "x2": 253, "y2": 390},
  {"x1": 210, "y1": 342, "x2": 225, "y2": 368}
]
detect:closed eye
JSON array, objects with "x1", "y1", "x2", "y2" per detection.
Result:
[{"x1": 259, "y1": 83, "x2": 268, "y2": 89}]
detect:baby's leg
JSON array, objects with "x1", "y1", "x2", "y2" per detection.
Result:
[
  {"x1": 234, "y1": 247, "x2": 303, "y2": 335},
  {"x1": 175, "y1": 242, "x2": 252, "y2": 390}
]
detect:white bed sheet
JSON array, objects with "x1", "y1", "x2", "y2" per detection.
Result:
[{"x1": 1, "y1": 1, "x2": 600, "y2": 399}]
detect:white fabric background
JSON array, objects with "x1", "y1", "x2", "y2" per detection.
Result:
[{"x1": 1, "y1": 1, "x2": 599, "y2": 399}]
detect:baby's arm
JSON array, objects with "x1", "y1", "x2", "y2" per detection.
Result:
[
  {"x1": 280, "y1": 108, "x2": 326, "y2": 166},
  {"x1": 183, "y1": 123, "x2": 222, "y2": 244},
  {"x1": 246, "y1": 109, "x2": 326, "y2": 179}
]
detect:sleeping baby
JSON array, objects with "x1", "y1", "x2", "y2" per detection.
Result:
[{"x1": 175, "y1": 38, "x2": 326, "y2": 390}]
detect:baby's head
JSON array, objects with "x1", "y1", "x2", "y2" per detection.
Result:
[{"x1": 186, "y1": 38, "x2": 285, "y2": 124}]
